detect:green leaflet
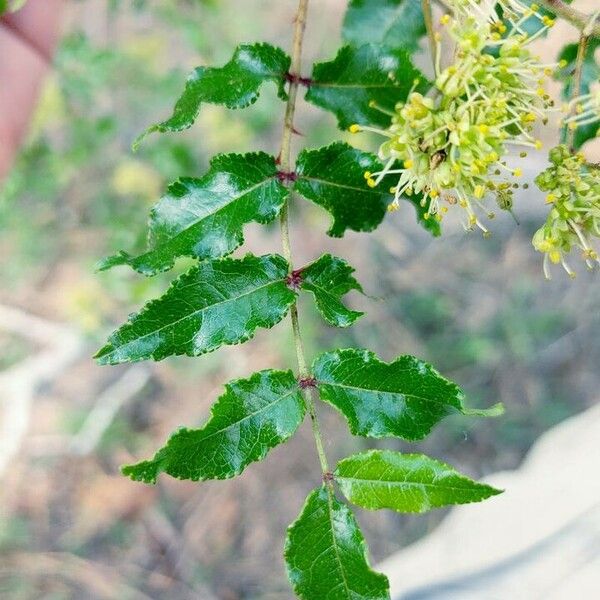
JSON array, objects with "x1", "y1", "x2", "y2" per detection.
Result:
[
  {"x1": 122, "y1": 369, "x2": 305, "y2": 483},
  {"x1": 98, "y1": 152, "x2": 288, "y2": 275},
  {"x1": 313, "y1": 348, "x2": 503, "y2": 441},
  {"x1": 135, "y1": 43, "x2": 290, "y2": 147},
  {"x1": 295, "y1": 143, "x2": 387, "y2": 236},
  {"x1": 556, "y1": 38, "x2": 600, "y2": 149},
  {"x1": 95, "y1": 254, "x2": 296, "y2": 365},
  {"x1": 335, "y1": 450, "x2": 502, "y2": 514},
  {"x1": 306, "y1": 44, "x2": 428, "y2": 130},
  {"x1": 285, "y1": 486, "x2": 390, "y2": 600},
  {"x1": 343, "y1": 0, "x2": 426, "y2": 51},
  {"x1": 300, "y1": 254, "x2": 363, "y2": 327},
  {"x1": 295, "y1": 142, "x2": 439, "y2": 237}
]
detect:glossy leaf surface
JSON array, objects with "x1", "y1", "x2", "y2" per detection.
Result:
[
  {"x1": 136, "y1": 43, "x2": 290, "y2": 146},
  {"x1": 295, "y1": 142, "x2": 439, "y2": 237},
  {"x1": 285, "y1": 486, "x2": 390, "y2": 600},
  {"x1": 306, "y1": 44, "x2": 427, "y2": 130},
  {"x1": 294, "y1": 142, "x2": 388, "y2": 237},
  {"x1": 343, "y1": 0, "x2": 425, "y2": 51},
  {"x1": 98, "y1": 152, "x2": 288, "y2": 275},
  {"x1": 313, "y1": 348, "x2": 503, "y2": 440},
  {"x1": 95, "y1": 254, "x2": 296, "y2": 365},
  {"x1": 300, "y1": 254, "x2": 363, "y2": 327},
  {"x1": 335, "y1": 450, "x2": 502, "y2": 514},
  {"x1": 122, "y1": 369, "x2": 305, "y2": 483}
]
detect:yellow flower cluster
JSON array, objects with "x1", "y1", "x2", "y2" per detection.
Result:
[
  {"x1": 349, "y1": 1, "x2": 560, "y2": 234},
  {"x1": 533, "y1": 145, "x2": 600, "y2": 279}
]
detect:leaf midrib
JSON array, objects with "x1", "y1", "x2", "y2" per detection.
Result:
[
  {"x1": 149, "y1": 176, "x2": 277, "y2": 251},
  {"x1": 181, "y1": 387, "x2": 300, "y2": 446},
  {"x1": 311, "y1": 81, "x2": 401, "y2": 90},
  {"x1": 335, "y1": 474, "x2": 483, "y2": 493},
  {"x1": 298, "y1": 175, "x2": 386, "y2": 196},
  {"x1": 317, "y1": 379, "x2": 460, "y2": 410},
  {"x1": 104, "y1": 275, "x2": 288, "y2": 357},
  {"x1": 325, "y1": 487, "x2": 354, "y2": 599}
]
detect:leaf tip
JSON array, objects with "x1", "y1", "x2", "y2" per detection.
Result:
[
  {"x1": 93, "y1": 344, "x2": 115, "y2": 365},
  {"x1": 95, "y1": 251, "x2": 131, "y2": 273},
  {"x1": 464, "y1": 402, "x2": 505, "y2": 418},
  {"x1": 132, "y1": 125, "x2": 158, "y2": 152},
  {"x1": 121, "y1": 460, "x2": 159, "y2": 484}
]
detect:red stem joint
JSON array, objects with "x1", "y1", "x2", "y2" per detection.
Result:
[
  {"x1": 286, "y1": 268, "x2": 304, "y2": 290},
  {"x1": 277, "y1": 170, "x2": 298, "y2": 183},
  {"x1": 298, "y1": 376, "x2": 317, "y2": 389},
  {"x1": 285, "y1": 72, "x2": 312, "y2": 87}
]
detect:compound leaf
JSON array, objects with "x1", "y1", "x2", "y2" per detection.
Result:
[
  {"x1": 343, "y1": 0, "x2": 426, "y2": 51},
  {"x1": 335, "y1": 450, "x2": 502, "y2": 514},
  {"x1": 300, "y1": 254, "x2": 363, "y2": 327},
  {"x1": 313, "y1": 348, "x2": 503, "y2": 440},
  {"x1": 122, "y1": 369, "x2": 305, "y2": 483},
  {"x1": 295, "y1": 142, "x2": 439, "y2": 237},
  {"x1": 135, "y1": 43, "x2": 290, "y2": 146},
  {"x1": 98, "y1": 152, "x2": 288, "y2": 275},
  {"x1": 306, "y1": 44, "x2": 428, "y2": 130},
  {"x1": 285, "y1": 486, "x2": 390, "y2": 600},
  {"x1": 95, "y1": 254, "x2": 296, "y2": 365}
]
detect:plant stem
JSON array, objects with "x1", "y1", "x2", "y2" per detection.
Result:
[
  {"x1": 566, "y1": 10, "x2": 600, "y2": 151},
  {"x1": 567, "y1": 26, "x2": 589, "y2": 151},
  {"x1": 422, "y1": 0, "x2": 437, "y2": 74},
  {"x1": 538, "y1": 0, "x2": 600, "y2": 37},
  {"x1": 278, "y1": 0, "x2": 330, "y2": 477}
]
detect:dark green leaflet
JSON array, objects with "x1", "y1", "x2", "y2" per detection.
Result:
[
  {"x1": 95, "y1": 254, "x2": 296, "y2": 365},
  {"x1": 285, "y1": 486, "x2": 390, "y2": 600},
  {"x1": 135, "y1": 43, "x2": 290, "y2": 147},
  {"x1": 98, "y1": 152, "x2": 288, "y2": 275},
  {"x1": 306, "y1": 44, "x2": 428, "y2": 130},
  {"x1": 295, "y1": 142, "x2": 440, "y2": 237},
  {"x1": 123, "y1": 369, "x2": 306, "y2": 483},
  {"x1": 343, "y1": 0, "x2": 426, "y2": 51},
  {"x1": 299, "y1": 254, "x2": 363, "y2": 327},
  {"x1": 313, "y1": 348, "x2": 503, "y2": 440}
]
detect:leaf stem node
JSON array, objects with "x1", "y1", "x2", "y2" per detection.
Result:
[
  {"x1": 286, "y1": 268, "x2": 304, "y2": 290},
  {"x1": 285, "y1": 72, "x2": 312, "y2": 87},
  {"x1": 277, "y1": 170, "x2": 298, "y2": 183},
  {"x1": 298, "y1": 376, "x2": 317, "y2": 390}
]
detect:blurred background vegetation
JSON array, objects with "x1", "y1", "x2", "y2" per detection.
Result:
[{"x1": 1, "y1": 0, "x2": 599, "y2": 598}]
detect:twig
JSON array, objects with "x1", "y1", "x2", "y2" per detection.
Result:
[
  {"x1": 277, "y1": 0, "x2": 330, "y2": 476},
  {"x1": 538, "y1": 0, "x2": 600, "y2": 37},
  {"x1": 422, "y1": 0, "x2": 437, "y2": 74},
  {"x1": 567, "y1": 10, "x2": 600, "y2": 151}
]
